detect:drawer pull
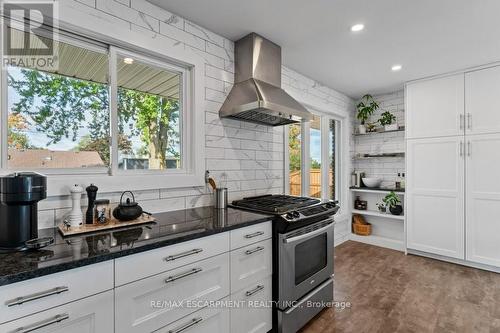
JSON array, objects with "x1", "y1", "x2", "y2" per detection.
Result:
[
  {"x1": 5, "y1": 286, "x2": 69, "y2": 307},
  {"x1": 165, "y1": 268, "x2": 202, "y2": 283},
  {"x1": 245, "y1": 285, "x2": 264, "y2": 297},
  {"x1": 168, "y1": 317, "x2": 203, "y2": 333},
  {"x1": 164, "y1": 248, "x2": 203, "y2": 262},
  {"x1": 10, "y1": 313, "x2": 69, "y2": 333},
  {"x1": 244, "y1": 231, "x2": 264, "y2": 239},
  {"x1": 245, "y1": 246, "x2": 264, "y2": 255}
]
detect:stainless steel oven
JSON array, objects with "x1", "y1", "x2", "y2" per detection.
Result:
[{"x1": 277, "y1": 218, "x2": 334, "y2": 309}]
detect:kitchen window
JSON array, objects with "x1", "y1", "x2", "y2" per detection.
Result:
[
  {"x1": 285, "y1": 113, "x2": 341, "y2": 202},
  {"x1": 1, "y1": 21, "x2": 199, "y2": 187}
]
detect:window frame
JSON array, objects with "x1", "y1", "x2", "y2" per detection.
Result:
[
  {"x1": 0, "y1": 16, "x2": 206, "y2": 195},
  {"x1": 284, "y1": 111, "x2": 343, "y2": 203}
]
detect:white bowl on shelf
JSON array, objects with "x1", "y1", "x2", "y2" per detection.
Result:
[{"x1": 362, "y1": 177, "x2": 382, "y2": 188}]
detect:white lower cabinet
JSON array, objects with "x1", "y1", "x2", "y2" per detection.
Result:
[
  {"x1": 231, "y1": 239, "x2": 272, "y2": 292},
  {"x1": 155, "y1": 298, "x2": 230, "y2": 333},
  {"x1": 0, "y1": 290, "x2": 113, "y2": 333},
  {"x1": 466, "y1": 134, "x2": 500, "y2": 267},
  {"x1": 115, "y1": 253, "x2": 230, "y2": 333},
  {"x1": 230, "y1": 276, "x2": 273, "y2": 333}
]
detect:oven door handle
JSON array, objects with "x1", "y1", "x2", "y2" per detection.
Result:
[{"x1": 283, "y1": 221, "x2": 334, "y2": 244}]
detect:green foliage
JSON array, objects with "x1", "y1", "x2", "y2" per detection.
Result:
[
  {"x1": 356, "y1": 94, "x2": 379, "y2": 124},
  {"x1": 288, "y1": 124, "x2": 301, "y2": 171},
  {"x1": 7, "y1": 113, "x2": 32, "y2": 149},
  {"x1": 311, "y1": 159, "x2": 321, "y2": 169},
  {"x1": 8, "y1": 68, "x2": 180, "y2": 168},
  {"x1": 383, "y1": 191, "x2": 401, "y2": 208},
  {"x1": 378, "y1": 111, "x2": 396, "y2": 126}
]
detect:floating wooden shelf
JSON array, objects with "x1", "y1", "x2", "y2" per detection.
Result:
[
  {"x1": 353, "y1": 152, "x2": 405, "y2": 159},
  {"x1": 352, "y1": 209, "x2": 405, "y2": 220}
]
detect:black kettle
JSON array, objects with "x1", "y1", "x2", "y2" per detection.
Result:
[{"x1": 112, "y1": 191, "x2": 143, "y2": 221}]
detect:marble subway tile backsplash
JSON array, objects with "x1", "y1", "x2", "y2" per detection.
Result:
[{"x1": 37, "y1": 0, "x2": 353, "y2": 240}]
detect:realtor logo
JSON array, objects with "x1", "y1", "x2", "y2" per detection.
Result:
[{"x1": 1, "y1": 1, "x2": 59, "y2": 70}]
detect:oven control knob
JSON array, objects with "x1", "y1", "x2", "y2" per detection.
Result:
[
  {"x1": 286, "y1": 213, "x2": 294, "y2": 220},
  {"x1": 325, "y1": 202, "x2": 335, "y2": 209},
  {"x1": 292, "y1": 211, "x2": 300, "y2": 218}
]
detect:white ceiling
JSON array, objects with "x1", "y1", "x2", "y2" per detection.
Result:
[{"x1": 149, "y1": 0, "x2": 500, "y2": 98}]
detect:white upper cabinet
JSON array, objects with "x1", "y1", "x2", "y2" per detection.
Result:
[
  {"x1": 406, "y1": 137, "x2": 465, "y2": 259},
  {"x1": 466, "y1": 134, "x2": 500, "y2": 267},
  {"x1": 465, "y1": 66, "x2": 500, "y2": 135},
  {"x1": 406, "y1": 74, "x2": 464, "y2": 139}
]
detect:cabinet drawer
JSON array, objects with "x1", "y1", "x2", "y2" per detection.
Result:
[
  {"x1": 230, "y1": 276, "x2": 272, "y2": 333},
  {"x1": 115, "y1": 232, "x2": 229, "y2": 286},
  {"x1": 115, "y1": 253, "x2": 230, "y2": 333},
  {"x1": 156, "y1": 298, "x2": 229, "y2": 333},
  {"x1": 230, "y1": 222, "x2": 272, "y2": 250},
  {"x1": 0, "y1": 290, "x2": 114, "y2": 333},
  {"x1": 231, "y1": 239, "x2": 272, "y2": 293},
  {"x1": 0, "y1": 261, "x2": 113, "y2": 324}
]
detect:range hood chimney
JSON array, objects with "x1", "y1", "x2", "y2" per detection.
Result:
[{"x1": 219, "y1": 33, "x2": 313, "y2": 126}]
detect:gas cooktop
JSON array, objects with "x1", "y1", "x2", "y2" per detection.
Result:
[{"x1": 231, "y1": 194, "x2": 320, "y2": 214}]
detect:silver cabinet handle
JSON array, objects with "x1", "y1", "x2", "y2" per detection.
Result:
[
  {"x1": 5, "y1": 286, "x2": 69, "y2": 307},
  {"x1": 245, "y1": 246, "x2": 264, "y2": 255},
  {"x1": 244, "y1": 231, "x2": 264, "y2": 239},
  {"x1": 460, "y1": 114, "x2": 464, "y2": 130},
  {"x1": 467, "y1": 113, "x2": 472, "y2": 130},
  {"x1": 468, "y1": 141, "x2": 471, "y2": 157},
  {"x1": 10, "y1": 313, "x2": 69, "y2": 333},
  {"x1": 164, "y1": 249, "x2": 203, "y2": 262},
  {"x1": 165, "y1": 268, "x2": 202, "y2": 283},
  {"x1": 245, "y1": 285, "x2": 264, "y2": 297},
  {"x1": 459, "y1": 141, "x2": 463, "y2": 157},
  {"x1": 168, "y1": 317, "x2": 203, "y2": 333}
]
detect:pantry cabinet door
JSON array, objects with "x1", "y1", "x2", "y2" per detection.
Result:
[
  {"x1": 466, "y1": 66, "x2": 500, "y2": 135},
  {"x1": 466, "y1": 134, "x2": 500, "y2": 267},
  {"x1": 406, "y1": 74, "x2": 464, "y2": 139},
  {"x1": 406, "y1": 137, "x2": 465, "y2": 259}
]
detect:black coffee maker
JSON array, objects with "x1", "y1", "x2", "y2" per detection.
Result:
[{"x1": 0, "y1": 172, "x2": 47, "y2": 252}]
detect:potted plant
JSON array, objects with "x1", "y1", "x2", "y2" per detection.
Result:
[
  {"x1": 356, "y1": 94, "x2": 379, "y2": 134},
  {"x1": 376, "y1": 202, "x2": 386, "y2": 213},
  {"x1": 383, "y1": 191, "x2": 403, "y2": 215},
  {"x1": 378, "y1": 111, "x2": 398, "y2": 131}
]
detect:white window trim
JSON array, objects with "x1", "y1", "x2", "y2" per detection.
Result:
[
  {"x1": 0, "y1": 10, "x2": 206, "y2": 196},
  {"x1": 284, "y1": 108, "x2": 348, "y2": 217}
]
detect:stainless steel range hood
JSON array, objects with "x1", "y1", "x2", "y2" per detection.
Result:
[{"x1": 219, "y1": 33, "x2": 312, "y2": 126}]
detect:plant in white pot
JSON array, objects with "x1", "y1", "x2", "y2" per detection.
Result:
[
  {"x1": 378, "y1": 111, "x2": 398, "y2": 131},
  {"x1": 356, "y1": 94, "x2": 379, "y2": 134}
]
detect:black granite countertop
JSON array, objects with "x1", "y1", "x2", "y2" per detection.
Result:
[{"x1": 0, "y1": 207, "x2": 273, "y2": 286}]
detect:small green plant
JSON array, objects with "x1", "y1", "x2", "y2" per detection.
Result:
[
  {"x1": 383, "y1": 191, "x2": 401, "y2": 208},
  {"x1": 356, "y1": 94, "x2": 379, "y2": 125},
  {"x1": 378, "y1": 111, "x2": 396, "y2": 126}
]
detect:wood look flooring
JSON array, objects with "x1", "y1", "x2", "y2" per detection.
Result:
[{"x1": 300, "y1": 241, "x2": 500, "y2": 333}]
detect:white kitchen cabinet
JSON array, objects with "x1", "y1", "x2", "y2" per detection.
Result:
[
  {"x1": 114, "y1": 232, "x2": 229, "y2": 286},
  {"x1": 466, "y1": 134, "x2": 500, "y2": 266},
  {"x1": 230, "y1": 221, "x2": 272, "y2": 250},
  {"x1": 406, "y1": 137, "x2": 465, "y2": 259},
  {"x1": 230, "y1": 276, "x2": 273, "y2": 333},
  {"x1": 155, "y1": 299, "x2": 230, "y2": 333},
  {"x1": 0, "y1": 290, "x2": 114, "y2": 333},
  {"x1": 115, "y1": 252, "x2": 230, "y2": 333},
  {"x1": 406, "y1": 74, "x2": 464, "y2": 139},
  {"x1": 0, "y1": 261, "x2": 113, "y2": 324},
  {"x1": 230, "y1": 238, "x2": 272, "y2": 293},
  {"x1": 465, "y1": 66, "x2": 500, "y2": 135}
]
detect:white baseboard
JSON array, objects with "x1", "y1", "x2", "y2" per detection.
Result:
[{"x1": 407, "y1": 249, "x2": 500, "y2": 273}]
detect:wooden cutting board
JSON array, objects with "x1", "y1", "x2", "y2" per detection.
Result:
[{"x1": 58, "y1": 213, "x2": 156, "y2": 237}]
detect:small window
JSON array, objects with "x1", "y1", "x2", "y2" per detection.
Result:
[
  {"x1": 7, "y1": 27, "x2": 110, "y2": 169},
  {"x1": 288, "y1": 123, "x2": 302, "y2": 196},
  {"x1": 309, "y1": 116, "x2": 321, "y2": 198},
  {"x1": 116, "y1": 54, "x2": 182, "y2": 171}
]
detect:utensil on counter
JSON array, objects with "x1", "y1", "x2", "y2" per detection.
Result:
[
  {"x1": 215, "y1": 188, "x2": 228, "y2": 209},
  {"x1": 85, "y1": 183, "x2": 98, "y2": 224},
  {"x1": 69, "y1": 184, "x2": 84, "y2": 227},
  {"x1": 208, "y1": 177, "x2": 217, "y2": 191},
  {"x1": 112, "y1": 191, "x2": 144, "y2": 221}
]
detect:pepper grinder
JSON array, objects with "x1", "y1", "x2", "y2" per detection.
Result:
[
  {"x1": 86, "y1": 184, "x2": 98, "y2": 224},
  {"x1": 69, "y1": 184, "x2": 84, "y2": 227}
]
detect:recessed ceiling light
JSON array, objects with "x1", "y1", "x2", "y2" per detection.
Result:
[
  {"x1": 351, "y1": 24, "x2": 365, "y2": 32},
  {"x1": 391, "y1": 64, "x2": 402, "y2": 71},
  {"x1": 123, "y1": 57, "x2": 134, "y2": 64}
]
